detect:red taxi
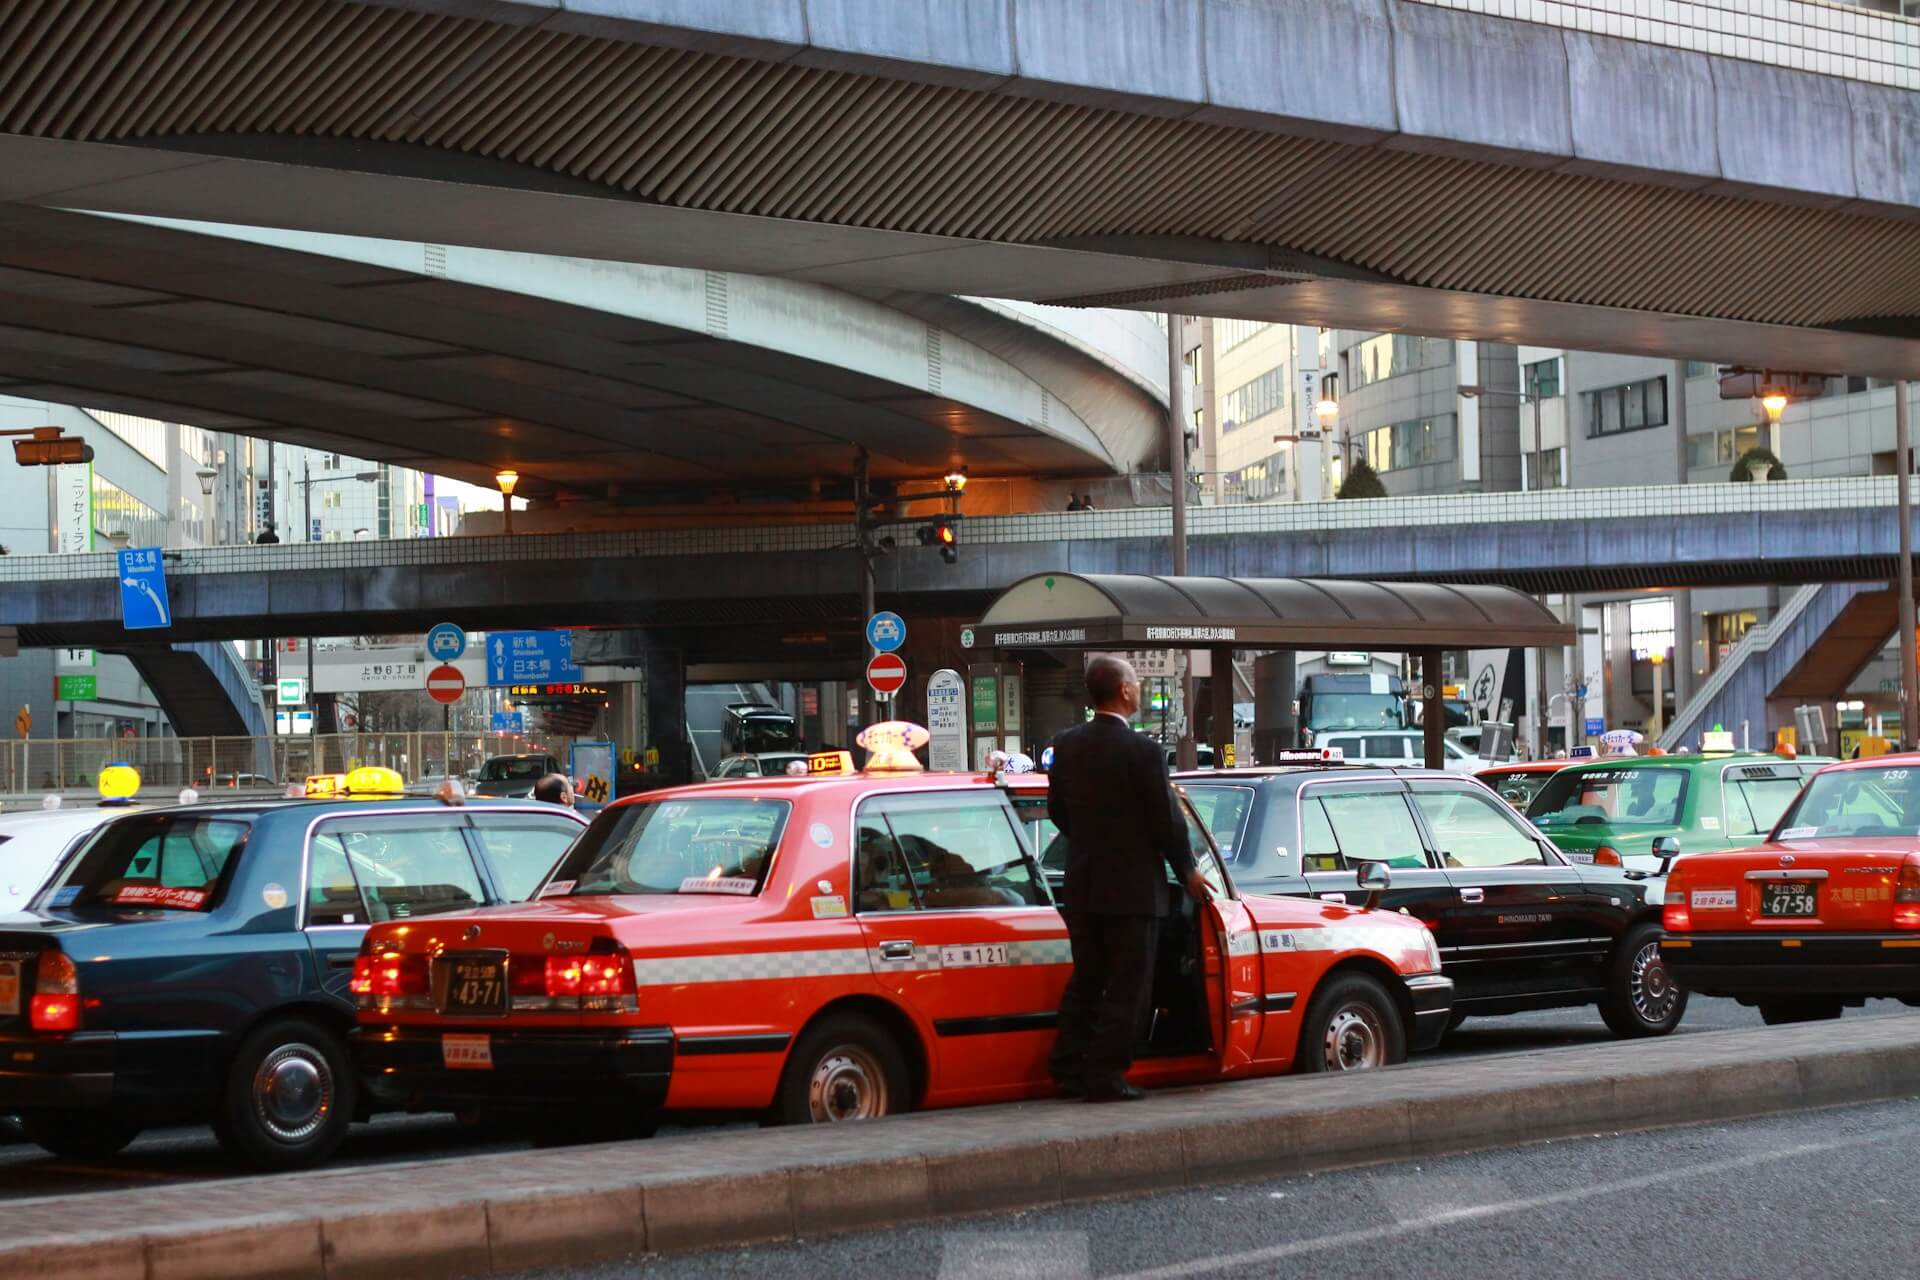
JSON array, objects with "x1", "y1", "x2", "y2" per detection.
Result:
[
  {"x1": 349, "y1": 734, "x2": 1451, "y2": 1135},
  {"x1": 1662, "y1": 753, "x2": 1920, "y2": 1024}
]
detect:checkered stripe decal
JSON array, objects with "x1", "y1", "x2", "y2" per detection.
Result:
[
  {"x1": 1261, "y1": 927, "x2": 1421, "y2": 955},
  {"x1": 1228, "y1": 929, "x2": 1261, "y2": 956},
  {"x1": 1008, "y1": 937, "x2": 1073, "y2": 966},
  {"x1": 874, "y1": 935, "x2": 1074, "y2": 971},
  {"x1": 631, "y1": 947, "x2": 872, "y2": 985}
]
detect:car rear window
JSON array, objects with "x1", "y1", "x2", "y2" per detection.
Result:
[
  {"x1": 1529, "y1": 766, "x2": 1688, "y2": 829},
  {"x1": 1774, "y1": 764, "x2": 1920, "y2": 839},
  {"x1": 480, "y1": 758, "x2": 548, "y2": 782},
  {"x1": 46, "y1": 815, "x2": 251, "y2": 912},
  {"x1": 551, "y1": 797, "x2": 791, "y2": 896},
  {"x1": 1180, "y1": 785, "x2": 1256, "y2": 863}
]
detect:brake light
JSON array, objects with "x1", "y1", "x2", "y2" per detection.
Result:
[
  {"x1": 1663, "y1": 889, "x2": 1690, "y2": 933},
  {"x1": 1895, "y1": 856, "x2": 1920, "y2": 928},
  {"x1": 546, "y1": 954, "x2": 629, "y2": 998},
  {"x1": 30, "y1": 951, "x2": 80, "y2": 1032},
  {"x1": 351, "y1": 949, "x2": 425, "y2": 999},
  {"x1": 1593, "y1": 846, "x2": 1623, "y2": 868}
]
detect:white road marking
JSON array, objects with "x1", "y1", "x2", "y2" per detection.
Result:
[
  {"x1": 1369, "y1": 1173, "x2": 1513, "y2": 1225},
  {"x1": 941, "y1": 1231, "x2": 1091, "y2": 1279},
  {"x1": 1106, "y1": 1127, "x2": 1909, "y2": 1279}
]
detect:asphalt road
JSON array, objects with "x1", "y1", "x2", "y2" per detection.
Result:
[
  {"x1": 0, "y1": 996, "x2": 1909, "y2": 1202},
  {"x1": 523, "y1": 1097, "x2": 1920, "y2": 1280}
]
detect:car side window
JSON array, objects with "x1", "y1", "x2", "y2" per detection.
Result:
[
  {"x1": 1300, "y1": 797, "x2": 1341, "y2": 870},
  {"x1": 1724, "y1": 776, "x2": 1803, "y2": 837},
  {"x1": 469, "y1": 815, "x2": 583, "y2": 902},
  {"x1": 313, "y1": 818, "x2": 486, "y2": 923},
  {"x1": 855, "y1": 794, "x2": 1046, "y2": 911},
  {"x1": 307, "y1": 835, "x2": 366, "y2": 926},
  {"x1": 1309, "y1": 789, "x2": 1429, "y2": 870},
  {"x1": 1411, "y1": 788, "x2": 1545, "y2": 867}
]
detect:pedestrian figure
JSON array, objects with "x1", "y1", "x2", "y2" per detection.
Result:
[
  {"x1": 1079, "y1": 493, "x2": 1097, "y2": 511},
  {"x1": 1066, "y1": 496, "x2": 1083, "y2": 512},
  {"x1": 255, "y1": 523, "x2": 280, "y2": 544},
  {"x1": 1045, "y1": 655, "x2": 1207, "y2": 1102},
  {"x1": 533, "y1": 773, "x2": 576, "y2": 807}
]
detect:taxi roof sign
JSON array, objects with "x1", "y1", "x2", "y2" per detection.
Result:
[
  {"x1": 304, "y1": 772, "x2": 347, "y2": 798},
  {"x1": 97, "y1": 761, "x2": 140, "y2": 804},
  {"x1": 806, "y1": 750, "x2": 854, "y2": 777},
  {"x1": 343, "y1": 765, "x2": 406, "y2": 797},
  {"x1": 856, "y1": 721, "x2": 929, "y2": 774},
  {"x1": 1272, "y1": 747, "x2": 1345, "y2": 764}
]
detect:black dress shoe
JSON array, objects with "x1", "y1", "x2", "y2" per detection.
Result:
[
  {"x1": 1051, "y1": 1077, "x2": 1087, "y2": 1098},
  {"x1": 1084, "y1": 1080, "x2": 1148, "y2": 1103}
]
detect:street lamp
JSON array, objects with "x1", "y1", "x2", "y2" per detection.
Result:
[
  {"x1": 495, "y1": 469, "x2": 519, "y2": 536},
  {"x1": 942, "y1": 467, "x2": 968, "y2": 496},
  {"x1": 1459, "y1": 383, "x2": 1553, "y2": 491},
  {"x1": 298, "y1": 462, "x2": 379, "y2": 544},
  {"x1": 195, "y1": 466, "x2": 218, "y2": 497}
]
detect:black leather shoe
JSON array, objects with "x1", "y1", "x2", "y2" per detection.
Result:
[
  {"x1": 1084, "y1": 1080, "x2": 1148, "y2": 1103},
  {"x1": 1052, "y1": 1078, "x2": 1087, "y2": 1099}
]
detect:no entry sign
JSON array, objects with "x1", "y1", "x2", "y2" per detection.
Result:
[
  {"x1": 866, "y1": 652, "x2": 907, "y2": 699},
  {"x1": 426, "y1": 663, "x2": 467, "y2": 705}
]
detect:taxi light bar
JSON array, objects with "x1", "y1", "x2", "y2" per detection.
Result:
[
  {"x1": 1272, "y1": 748, "x2": 1345, "y2": 764},
  {"x1": 31, "y1": 950, "x2": 80, "y2": 1032}
]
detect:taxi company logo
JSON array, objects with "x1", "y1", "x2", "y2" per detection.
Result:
[
  {"x1": 542, "y1": 932, "x2": 585, "y2": 952},
  {"x1": 464, "y1": 924, "x2": 482, "y2": 940},
  {"x1": 1779, "y1": 855, "x2": 1795, "y2": 866},
  {"x1": 1846, "y1": 866, "x2": 1899, "y2": 874}
]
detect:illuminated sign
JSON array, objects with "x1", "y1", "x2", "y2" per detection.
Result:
[{"x1": 508, "y1": 684, "x2": 608, "y2": 697}]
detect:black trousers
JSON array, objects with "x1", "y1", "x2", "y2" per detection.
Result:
[{"x1": 1048, "y1": 913, "x2": 1160, "y2": 1089}]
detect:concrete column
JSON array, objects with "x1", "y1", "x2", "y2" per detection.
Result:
[
  {"x1": 1252, "y1": 652, "x2": 1297, "y2": 761},
  {"x1": 1418, "y1": 649, "x2": 1445, "y2": 769},
  {"x1": 1209, "y1": 646, "x2": 1235, "y2": 765},
  {"x1": 645, "y1": 649, "x2": 691, "y2": 787}
]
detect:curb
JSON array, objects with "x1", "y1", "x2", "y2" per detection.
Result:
[{"x1": 8, "y1": 1016, "x2": 1920, "y2": 1278}]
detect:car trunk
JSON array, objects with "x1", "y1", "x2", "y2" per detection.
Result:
[
  {"x1": 0, "y1": 917, "x2": 121, "y2": 1032},
  {"x1": 1683, "y1": 839, "x2": 1915, "y2": 932}
]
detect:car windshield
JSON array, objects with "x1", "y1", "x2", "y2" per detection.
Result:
[
  {"x1": 1486, "y1": 770, "x2": 1555, "y2": 808},
  {"x1": 480, "y1": 758, "x2": 547, "y2": 781},
  {"x1": 1528, "y1": 766, "x2": 1688, "y2": 828},
  {"x1": 1773, "y1": 764, "x2": 1920, "y2": 839},
  {"x1": 1308, "y1": 694, "x2": 1404, "y2": 731},
  {"x1": 46, "y1": 815, "x2": 251, "y2": 912},
  {"x1": 757, "y1": 754, "x2": 807, "y2": 776},
  {"x1": 740, "y1": 721, "x2": 795, "y2": 753},
  {"x1": 553, "y1": 797, "x2": 791, "y2": 895}
]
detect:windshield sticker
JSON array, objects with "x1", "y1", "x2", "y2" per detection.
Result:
[
  {"x1": 1700, "y1": 816, "x2": 1720, "y2": 829},
  {"x1": 1778, "y1": 826, "x2": 1819, "y2": 841},
  {"x1": 679, "y1": 875, "x2": 758, "y2": 896},
  {"x1": 940, "y1": 943, "x2": 1010, "y2": 968},
  {"x1": 1884, "y1": 769, "x2": 1910, "y2": 782},
  {"x1": 49, "y1": 885, "x2": 79, "y2": 908},
  {"x1": 809, "y1": 822, "x2": 834, "y2": 848},
  {"x1": 810, "y1": 894, "x2": 848, "y2": 919},
  {"x1": 1690, "y1": 889, "x2": 1737, "y2": 910},
  {"x1": 1565, "y1": 851, "x2": 1594, "y2": 863},
  {"x1": 539, "y1": 880, "x2": 576, "y2": 898},
  {"x1": 111, "y1": 884, "x2": 209, "y2": 910},
  {"x1": 260, "y1": 883, "x2": 289, "y2": 911}
]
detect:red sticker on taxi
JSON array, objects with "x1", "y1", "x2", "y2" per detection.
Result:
[{"x1": 110, "y1": 884, "x2": 211, "y2": 910}]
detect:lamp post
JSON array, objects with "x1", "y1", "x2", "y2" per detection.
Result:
[
  {"x1": 298, "y1": 462, "x2": 380, "y2": 544},
  {"x1": 1168, "y1": 313, "x2": 1196, "y2": 771},
  {"x1": 1899, "y1": 383, "x2": 1916, "y2": 751},
  {"x1": 495, "y1": 470, "x2": 519, "y2": 536}
]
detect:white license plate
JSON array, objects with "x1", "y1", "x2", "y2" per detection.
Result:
[
  {"x1": 0, "y1": 960, "x2": 17, "y2": 1016},
  {"x1": 442, "y1": 1033, "x2": 493, "y2": 1070},
  {"x1": 1691, "y1": 889, "x2": 1738, "y2": 910}
]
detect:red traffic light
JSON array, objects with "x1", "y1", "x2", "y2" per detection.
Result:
[{"x1": 917, "y1": 516, "x2": 960, "y2": 562}]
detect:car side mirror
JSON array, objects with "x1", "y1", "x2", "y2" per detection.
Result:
[
  {"x1": 1356, "y1": 860, "x2": 1390, "y2": 911},
  {"x1": 1650, "y1": 835, "x2": 1680, "y2": 876}
]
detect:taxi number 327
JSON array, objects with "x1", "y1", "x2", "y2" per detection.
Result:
[{"x1": 940, "y1": 943, "x2": 1010, "y2": 969}]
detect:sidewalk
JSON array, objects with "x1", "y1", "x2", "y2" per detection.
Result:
[{"x1": 8, "y1": 1016, "x2": 1919, "y2": 1279}]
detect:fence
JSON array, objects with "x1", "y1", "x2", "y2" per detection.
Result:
[{"x1": 1, "y1": 733, "x2": 587, "y2": 795}]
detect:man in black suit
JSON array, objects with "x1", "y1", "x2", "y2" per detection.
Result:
[{"x1": 1046, "y1": 655, "x2": 1208, "y2": 1102}]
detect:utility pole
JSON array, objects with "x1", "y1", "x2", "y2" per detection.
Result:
[
  {"x1": 1168, "y1": 314, "x2": 1197, "y2": 771},
  {"x1": 854, "y1": 449, "x2": 877, "y2": 737},
  {"x1": 1899, "y1": 381, "x2": 1916, "y2": 751}
]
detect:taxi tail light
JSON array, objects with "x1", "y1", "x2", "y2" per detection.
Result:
[
  {"x1": 1592, "y1": 846, "x2": 1624, "y2": 868},
  {"x1": 1662, "y1": 889, "x2": 1690, "y2": 933},
  {"x1": 545, "y1": 953, "x2": 629, "y2": 998},
  {"x1": 1894, "y1": 856, "x2": 1920, "y2": 928},
  {"x1": 30, "y1": 949, "x2": 80, "y2": 1032},
  {"x1": 350, "y1": 949, "x2": 426, "y2": 999}
]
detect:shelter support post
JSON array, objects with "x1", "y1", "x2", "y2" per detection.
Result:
[
  {"x1": 1418, "y1": 648, "x2": 1445, "y2": 770},
  {"x1": 1210, "y1": 645, "x2": 1235, "y2": 766}
]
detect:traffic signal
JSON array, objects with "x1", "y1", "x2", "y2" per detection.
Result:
[
  {"x1": 919, "y1": 516, "x2": 959, "y2": 564},
  {"x1": 11, "y1": 433, "x2": 93, "y2": 466}
]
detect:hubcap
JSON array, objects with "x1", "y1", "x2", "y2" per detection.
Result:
[
  {"x1": 806, "y1": 1044, "x2": 888, "y2": 1123},
  {"x1": 1629, "y1": 940, "x2": 1678, "y2": 1024},
  {"x1": 1322, "y1": 1004, "x2": 1386, "y2": 1071},
  {"x1": 252, "y1": 1042, "x2": 333, "y2": 1144}
]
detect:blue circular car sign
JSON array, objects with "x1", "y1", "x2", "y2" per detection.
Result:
[
  {"x1": 865, "y1": 611, "x2": 907, "y2": 653},
  {"x1": 426, "y1": 622, "x2": 466, "y2": 662}
]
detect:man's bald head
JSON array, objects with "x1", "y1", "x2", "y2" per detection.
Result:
[{"x1": 1086, "y1": 655, "x2": 1139, "y2": 714}]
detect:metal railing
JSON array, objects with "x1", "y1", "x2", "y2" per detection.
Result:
[{"x1": 0, "y1": 733, "x2": 588, "y2": 796}]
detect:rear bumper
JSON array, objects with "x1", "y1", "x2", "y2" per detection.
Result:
[
  {"x1": 353, "y1": 1024, "x2": 674, "y2": 1113},
  {"x1": 0, "y1": 1029, "x2": 218, "y2": 1112},
  {"x1": 1404, "y1": 973, "x2": 1455, "y2": 1052},
  {"x1": 1663, "y1": 933, "x2": 1920, "y2": 999}
]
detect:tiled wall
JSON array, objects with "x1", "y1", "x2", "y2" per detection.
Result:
[{"x1": 1414, "y1": 0, "x2": 1920, "y2": 89}]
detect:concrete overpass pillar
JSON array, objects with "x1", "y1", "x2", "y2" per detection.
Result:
[
  {"x1": 1252, "y1": 653, "x2": 1297, "y2": 761},
  {"x1": 1208, "y1": 646, "x2": 1235, "y2": 766},
  {"x1": 645, "y1": 650, "x2": 691, "y2": 788}
]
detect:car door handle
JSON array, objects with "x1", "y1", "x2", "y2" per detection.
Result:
[
  {"x1": 1318, "y1": 892, "x2": 1348, "y2": 904},
  {"x1": 327, "y1": 955, "x2": 356, "y2": 970},
  {"x1": 879, "y1": 940, "x2": 914, "y2": 961},
  {"x1": 1459, "y1": 887, "x2": 1485, "y2": 904}
]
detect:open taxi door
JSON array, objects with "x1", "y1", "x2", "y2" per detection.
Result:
[{"x1": 1179, "y1": 794, "x2": 1261, "y2": 1074}]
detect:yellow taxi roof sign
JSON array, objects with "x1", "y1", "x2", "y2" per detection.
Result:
[
  {"x1": 805, "y1": 750, "x2": 855, "y2": 777},
  {"x1": 97, "y1": 762, "x2": 140, "y2": 804},
  {"x1": 343, "y1": 765, "x2": 406, "y2": 797},
  {"x1": 304, "y1": 772, "x2": 347, "y2": 797}
]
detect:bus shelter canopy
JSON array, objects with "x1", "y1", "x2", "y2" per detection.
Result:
[{"x1": 962, "y1": 573, "x2": 1573, "y2": 652}]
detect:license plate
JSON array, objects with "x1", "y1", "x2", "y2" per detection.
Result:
[
  {"x1": 441, "y1": 956, "x2": 507, "y2": 1015},
  {"x1": 1761, "y1": 881, "x2": 1818, "y2": 917},
  {"x1": 442, "y1": 1034, "x2": 493, "y2": 1071},
  {"x1": 0, "y1": 960, "x2": 17, "y2": 1016}
]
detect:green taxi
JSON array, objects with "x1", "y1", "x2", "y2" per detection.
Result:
[{"x1": 1525, "y1": 753, "x2": 1826, "y2": 874}]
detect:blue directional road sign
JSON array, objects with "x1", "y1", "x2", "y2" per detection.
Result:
[
  {"x1": 487, "y1": 630, "x2": 583, "y2": 685},
  {"x1": 426, "y1": 622, "x2": 466, "y2": 662},
  {"x1": 866, "y1": 611, "x2": 907, "y2": 653},
  {"x1": 491, "y1": 711, "x2": 525, "y2": 734},
  {"x1": 116, "y1": 547, "x2": 172, "y2": 631}
]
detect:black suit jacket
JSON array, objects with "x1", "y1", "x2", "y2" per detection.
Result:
[{"x1": 1048, "y1": 715, "x2": 1197, "y2": 918}]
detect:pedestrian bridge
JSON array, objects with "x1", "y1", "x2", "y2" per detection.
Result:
[
  {"x1": 0, "y1": 477, "x2": 1905, "y2": 650},
  {"x1": 4, "y1": 0, "x2": 1920, "y2": 376}
]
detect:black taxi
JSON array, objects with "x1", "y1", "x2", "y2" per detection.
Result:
[{"x1": 1166, "y1": 756, "x2": 1678, "y2": 1038}]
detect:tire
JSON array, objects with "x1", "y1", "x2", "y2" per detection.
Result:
[
  {"x1": 1599, "y1": 923, "x2": 1688, "y2": 1038},
  {"x1": 18, "y1": 1110, "x2": 141, "y2": 1160},
  {"x1": 1758, "y1": 999, "x2": 1844, "y2": 1026},
  {"x1": 1294, "y1": 973, "x2": 1407, "y2": 1074},
  {"x1": 773, "y1": 1014, "x2": 909, "y2": 1125},
  {"x1": 211, "y1": 1017, "x2": 355, "y2": 1171}
]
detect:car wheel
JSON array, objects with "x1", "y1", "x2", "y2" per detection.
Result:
[
  {"x1": 1599, "y1": 923, "x2": 1688, "y2": 1038},
  {"x1": 1758, "y1": 999, "x2": 1844, "y2": 1026},
  {"x1": 774, "y1": 1014, "x2": 909, "y2": 1125},
  {"x1": 212, "y1": 1017, "x2": 355, "y2": 1171},
  {"x1": 18, "y1": 1110, "x2": 141, "y2": 1160},
  {"x1": 1294, "y1": 974, "x2": 1406, "y2": 1073}
]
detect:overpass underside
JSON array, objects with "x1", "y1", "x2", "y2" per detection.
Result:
[{"x1": 1, "y1": 0, "x2": 1919, "y2": 375}]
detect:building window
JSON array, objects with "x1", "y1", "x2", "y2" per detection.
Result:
[
  {"x1": 1523, "y1": 358, "x2": 1561, "y2": 400},
  {"x1": 1228, "y1": 451, "x2": 1289, "y2": 502},
  {"x1": 1629, "y1": 597, "x2": 1676, "y2": 698},
  {"x1": 1687, "y1": 424, "x2": 1764, "y2": 469},
  {"x1": 1525, "y1": 448, "x2": 1564, "y2": 490},
  {"x1": 1221, "y1": 367, "x2": 1286, "y2": 432},
  {"x1": 91, "y1": 475, "x2": 166, "y2": 547},
  {"x1": 1685, "y1": 360, "x2": 1717, "y2": 379},
  {"x1": 1348, "y1": 334, "x2": 1450, "y2": 390},
  {"x1": 1585, "y1": 376, "x2": 1668, "y2": 438},
  {"x1": 1364, "y1": 415, "x2": 1456, "y2": 474},
  {"x1": 1214, "y1": 318, "x2": 1271, "y2": 352}
]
